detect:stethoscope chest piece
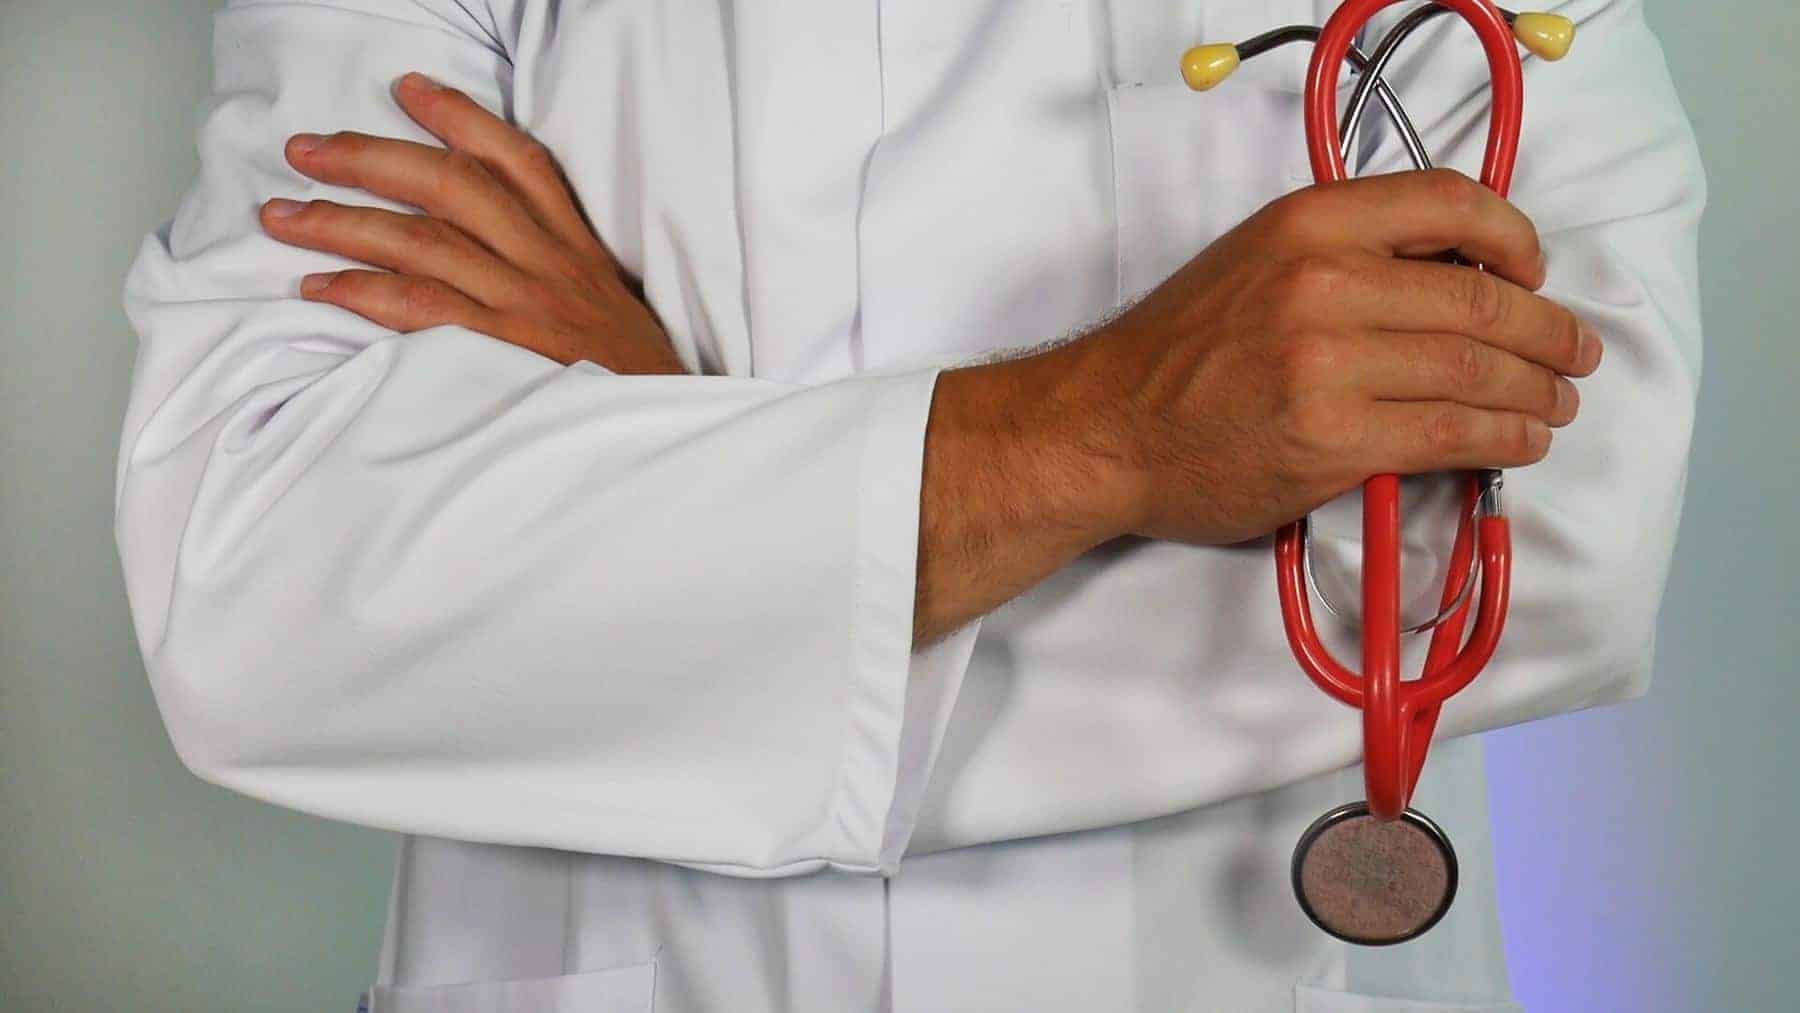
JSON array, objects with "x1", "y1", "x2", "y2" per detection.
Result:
[{"x1": 1291, "y1": 801, "x2": 1459, "y2": 946}]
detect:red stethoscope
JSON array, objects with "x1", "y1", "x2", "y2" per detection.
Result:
[{"x1": 1182, "y1": 1, "x2": 1574, "y2": 945}]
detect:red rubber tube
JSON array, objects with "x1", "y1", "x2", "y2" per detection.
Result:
[{"x1": 1277, "y1": 0, "x2": 1522, "y2": 820}]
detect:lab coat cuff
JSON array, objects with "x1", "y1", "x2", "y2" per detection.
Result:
[{"x1": 827, "y1": 367, "x2": 977, "y2": 876}]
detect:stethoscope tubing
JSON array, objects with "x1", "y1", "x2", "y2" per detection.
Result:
[{"x1": 1277, "y1": 0, "x2": 1524, "y2": 821}]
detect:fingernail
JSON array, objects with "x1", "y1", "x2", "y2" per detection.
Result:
[
  {"x1": 1527, "y1": 418, "x2": 1552, "y2": 453},
  {"x1": 300, "y1": 272, "x2": 335, "y2": 297},
  {"x1": 289, "y1": 132, "x2": 326, "y2": 155},
  {"x1": 1555, "y1": 376, "x2": 1580, "y2": 422},
  {"x1": 264, "y1": 197, "x2": 306, "y2": 219},
  {"x1": 1577, "y1": 323, "x2": 1604, "y2": 372},
  {"x1": 399, "y1": 71, "x2": 445, "y2": 93}
]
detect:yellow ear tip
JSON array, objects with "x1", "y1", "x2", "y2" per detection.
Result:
[
  {"x1": 1513, "y1": 12, "x2": 1575, "y2": 61},
  {"x1": 1180, "y1": 44, "x2": 1241, "y2": 91}
]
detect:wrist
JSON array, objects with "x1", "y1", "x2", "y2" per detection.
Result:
[
  {"x1": 939, "y1": 334, "x2": 1144, "y2": 551},
  {"x1": 1031, "y1": 330, "x2": 1150, "y2": 541}
]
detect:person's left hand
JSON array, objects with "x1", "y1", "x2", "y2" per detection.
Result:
[{"x1": 259, "y1": 71, "x2": 685, "y2": 375}]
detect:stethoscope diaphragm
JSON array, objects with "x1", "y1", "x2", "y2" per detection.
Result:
[{"x1": 1291, "y1": 801, "x2": 1459, "y2": 946}]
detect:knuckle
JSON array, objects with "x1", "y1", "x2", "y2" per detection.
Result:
[
  {"x1": 1460, "y1": 270, "x2": 1505, "y2": 330},
  {"x1": 397, "y1": 279, "x2": 451, "y2": 319},
  {"x1": 1274, "y1": 332, "x2": 1343, "y2": 393},
  {"x1": 432, "y1": 148, "x2": 491, "y2": 195},
  {"x1": 1550, "y1": 306, "x2": 1584, "y2": 371},
  {"x1": 1423, "y1": 167, "x2": 1477, "y2": 215},
  {"x1": 1451, "y1": 340, "x2": 1489, "y2": 392},
  {"x1": 515, "y1": 136, "x2": 561, "y2": 178},
  {"x1": 545, "y1": 248, "x2": 599, "y2": 289},
  {"x1": 1423, "y1": 407, "x2": 1468, "y2": 451},
  {"x1": 1262, "y1": 187, "x2": 1323, "y2": 235},
  {"x1": 397, "y1": 213, "x2": 448, "y2": 247},
  {"x1": 324, "y1": 131, "x2": 368, "y2": 158},
  {"x1": 440, "y1": 147, "x2": 483, "y2": 177},
  {"x1": 1273, "y1": 253, "x2": 1352, "y2": 310},
  {"x1": 1284, "y1": 396, "x2": 1358, "y2": 459},
  {"x1": 514, "y1": 277, "x2": 563, "y2": 315}
]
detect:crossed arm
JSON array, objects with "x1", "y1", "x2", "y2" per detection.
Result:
[
  {"x1": 260, "y1": 71, "x2": 1595, "y2": 647},
  {"x1": 118, "y1": 0, "x2": 1696, "y2": 870}
]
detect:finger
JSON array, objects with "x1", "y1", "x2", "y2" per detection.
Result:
[
  {"x1": 389, "y1": 72, "x2": 617, "y2": 269},
  {"x1": 1366, "y1": 258, "x2": 1600, "y2": 377},
  {"x1": 300, "y1": 269, "x2": 503, "y2": 337},
  {"x1": 1359, "y1": 331, "x2": 1580, "y2": 427},
  {"x1": 1320, "y1": 168, "x2": 1545, "y2": 289},
  {"x1": 261, "y1": 198, "x2": 526, "y2": 309},
  {"x1": 284, "y1": 129, "x2": 565, "y2": 278},
  {"x1": 1363, "y1": 402, "x2": 1553, "y2": 474}
]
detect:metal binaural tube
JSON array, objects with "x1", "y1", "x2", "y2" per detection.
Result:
[
  {"x1": 1221, "y1": 27, "x2": 1433, "y2": 171},
  {"x1": 1339, "y1": 3, "x2": 1455, "y2": 164},
  {"x1": 1339, "y1": 5, "x2": 1571, "y2": 172},
  {"x1": 1206, "y1": 4, "x2": 1567, "y2": 178}
]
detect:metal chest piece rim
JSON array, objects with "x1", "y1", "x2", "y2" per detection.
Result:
[{"x1": 1291, "y1": 801, "x2": 1460, "y2": 947}]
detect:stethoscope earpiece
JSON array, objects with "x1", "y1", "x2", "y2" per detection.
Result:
[
  {"x1": 1512, "y1": 12, "x2": 1576, "y2": 62},
  {"x1": 1179, "y1": 43, "x2": 1242, "y2": 91}
]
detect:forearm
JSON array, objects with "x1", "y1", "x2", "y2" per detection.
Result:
[{"x1": 914, "y1": 336, "x2": 1137, "y2": 646}]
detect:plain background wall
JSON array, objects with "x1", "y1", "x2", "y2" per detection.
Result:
[
  {"x1": 1481, "y1": 4, "x2": 1800, "y2": 1010},
  {"x1": 0, "y1": 4, "x2": 394, "y2": 1011},
  {"x1": 0, "y1": 2, "x2": 1792, "y2": 1010}
]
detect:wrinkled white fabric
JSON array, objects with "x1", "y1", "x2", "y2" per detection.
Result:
[{"x1": 116, "y1": 0, "x2": 1702, "y2": 1009}]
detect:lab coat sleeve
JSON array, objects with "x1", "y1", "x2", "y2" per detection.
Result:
[
  {"x1": 1347, "y1": 0, "x2": 1705, "y2": 726},
  {"x1": 114, "y1": 0, "x2": 971, "y2": 878}
]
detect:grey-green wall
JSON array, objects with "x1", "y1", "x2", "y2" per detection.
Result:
[
  {"x1": 0, "y1": 2, "x2": 1792, "y2": 1011},
  {"x1": 0, "y1": 4, "x2": 393, "y2": 1011},
  {"x1": 1482, "y1": 3, "x2": 1800, "y2": 1010}
]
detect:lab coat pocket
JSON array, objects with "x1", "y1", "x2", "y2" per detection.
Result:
[
  {"x1": 1294, "y1": 983, "x2": 1522, "y2": 1013},
  {"x1": 1104, "y1": 80, "x2": 1311, "y2": 304},
  {"x1": 368, "y1": 960, "x2": 656, "y2": 1013}
]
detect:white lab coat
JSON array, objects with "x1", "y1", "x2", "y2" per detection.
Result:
[{"x1": 114, "y1": 0, "x2": 1703, "y2": 1009}]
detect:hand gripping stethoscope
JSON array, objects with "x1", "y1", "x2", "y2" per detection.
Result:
[{"x1": 1180, "y1": 1, "x2": 1575, "y2": 945}]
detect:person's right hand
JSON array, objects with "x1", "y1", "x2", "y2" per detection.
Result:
[
  {"x1": 1071, "y1": 167, "x2": 1602, "y2": 546},
  {"x1": 261, "y1": 72, "x2": 685, "y2": 377}
]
